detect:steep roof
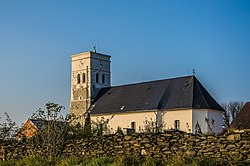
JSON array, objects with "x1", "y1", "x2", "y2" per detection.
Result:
[
  {"x1": 90, "y1": 76, "x2": 224, "y2": 115},
  {"x1": 30, "y1": 119, "x2": 46, "y2": 129},
  {"x1": 231, "y1": 102, "x2": 250, "y2": 129}
]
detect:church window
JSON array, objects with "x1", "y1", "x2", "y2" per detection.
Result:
[
  {"x1": 82, "y1": 73, "x2": 86, "y2": 83},
  {"x1": 131, "y1": 122, "x2": 136, "y2": 130},
  {"x1": 174, "y1": 120, "x2": 180, "y2": 130},
  {"x1": 96, "y1": 73, "x2": 99, "y2": 83},
  {"x1": 102, "y1": 74, "x2": 105, "y2": 84},
  {"x1": 77, "y1": 74, "x2": 81, "y2": 84}
]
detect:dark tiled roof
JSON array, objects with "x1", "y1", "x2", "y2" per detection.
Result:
[
  {"x1": 30, "y1": 119, "x2": 46, "y2": 129},
  {"x1": 231, "y1": 102, "x2": 250, "y2": 129},
  {"x1": 90, "y1": 76, "x2": 224, "y2": 115}
]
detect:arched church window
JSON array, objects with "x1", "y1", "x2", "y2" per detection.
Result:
[
  {"x1": 82, "y1": 73, "x2": 86, "y2": 83},
  {"x1": 77, "y1": 74, "x2": 81, "y2": 84},
  {"x1": 102, "y1": 74, "x2": 105, "y2": 84},
  {"x1": 96, "y1": 73, "x2": 99, "y2": 83}
]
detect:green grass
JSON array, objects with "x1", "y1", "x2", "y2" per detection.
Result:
[{"x1": 0, "y1": 155, "x2": 249, "y2": 166}]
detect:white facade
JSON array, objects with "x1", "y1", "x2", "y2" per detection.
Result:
[
  {"x1": 91, "y1": 111, "x2": 157, "y2": 134},
  {"x1": 207, "y1": 110, "x2": 224, "y2": 133},
  {"x1": 192, "y1": 109, "x2": 223, "y2": 134},
  {"x1": 91, "y1": 109, "x2": 223, "y2": 134},
  {"x1": 163, "y1": 109, "x2": 193, "y2": 132}
]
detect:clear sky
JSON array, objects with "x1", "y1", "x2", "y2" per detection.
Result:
[{"x1": 0, "y1": 0, "x2": 250, "y2": 125}]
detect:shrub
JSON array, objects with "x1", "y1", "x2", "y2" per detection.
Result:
[{"x1": 1, "y1": 155, "x2": 249, "y2": 166}]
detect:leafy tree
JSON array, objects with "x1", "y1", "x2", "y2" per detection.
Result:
[
  {"x1": 31, "y1": 102, "x2": 72, "y2": 161},
  {"x1": 67, "y1": 122, "x2": 85, "y2": 139},
  {"x1": 66, "y1": 112, "x2": 93, "y2": 139},
  {"x1": 0, "y1": 112, "x2": 18, "y2": 139},
  {"x1": 223, "y1": 110, "x2": 230, "y2": 129},
  {"x1": 83, "y1": 112, "x2": 92, "y2": 137},
  {"x1": 222, "y1": 101, "x2": 243, "y2": 128}
]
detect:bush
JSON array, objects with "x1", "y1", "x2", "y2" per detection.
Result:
[{"x1": 0, "y1": 154, "x2": 54, "y2": 166}]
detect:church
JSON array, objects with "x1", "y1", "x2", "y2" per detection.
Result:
[{"x1": 70, "y1": 51, "x2": 224, "y2": 134}]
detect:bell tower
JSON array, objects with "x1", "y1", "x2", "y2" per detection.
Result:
[{"x1": 70, "y1": 51, "x2": 111, "y2": 117}]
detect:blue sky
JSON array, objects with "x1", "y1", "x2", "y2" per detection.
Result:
[{"x1": 0, "y1": 0, "x2": 250, "y2": 125}]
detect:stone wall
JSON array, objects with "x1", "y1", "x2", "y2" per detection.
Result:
[{"x1": 1, "y1": 131, "x2": 250, "y2": 162}]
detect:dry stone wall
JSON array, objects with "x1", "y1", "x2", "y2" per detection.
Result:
[{"x1": 1, "y1": 131, "x2": 250, "y2": 162}]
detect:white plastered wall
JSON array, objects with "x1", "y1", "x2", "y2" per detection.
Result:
[
  {"x1": 91, "y1": 109, "x2": 223, "y2": 134},
  {"x1": 162, "y1": 109, "x2": 192, "y2": 133},
  {"x1": 192, "y1": 109, "x2": 208, "y2": 133},
  {"x1": 208, "y1": 110, "x2": 223, "y2": 133},
  {"x1": 91, "y1": 111, "x2": 157, "y2": 133},
  {"x1": 192, "y1": 109, "x2": 223, "y2": 134}
]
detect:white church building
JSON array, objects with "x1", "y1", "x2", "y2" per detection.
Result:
[{"x1": 70, "y1": 51, "x2": 224, "y2": 134}]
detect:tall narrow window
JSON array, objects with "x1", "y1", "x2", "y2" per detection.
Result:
[
  {"x1": 131, "y1": 122, "x2": 136, "y2": 130},
  {"x1": 96, "y1": 73, "x2": 99, "y2": 83},
  {"x1": 77, "y1": 74, "x2": 81, "y2": 84},
  {"x1": 174, "y1": 120, "x2": 180, "y2": 130},
  {"x1": 82, "y1": 73, "x2": 86, "y2": 83},
  {"x1": 102, "y1": 74, "x2": 105, "y2": 84}
]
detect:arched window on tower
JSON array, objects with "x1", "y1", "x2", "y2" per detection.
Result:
[
  {"x1": 96, "y1": 73, "x2": 99, "y2": 83},
  {"x1": 77, "y1": 74, "x2": 81, "y2": 84},
  {"x1": 102, "y1": 74, "x2": 105, "y2": 84},
  {"x1": 82, "y1": 73, "x2": 86, "y2": 83}
]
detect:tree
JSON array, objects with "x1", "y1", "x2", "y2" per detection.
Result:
[
  {"x1": 83, "y1": 112, "x2": 91, "y2": 137},
  {"x1": 222, "y1": 101, "x2": 243, "y2": 128},
  {"x1": 223, "y1": 109, "x2": 230, "y2": 129},
  {"x1": 195, "y1": 121, "x2": 202, "y2": 134},
  {"x1": 66, "y1": 112, "x2": 94, "y2": 139},
  {"x1": 67, "y1": 122, "x2": 85, "y2": 139},
  {"x1": 31, "y1": 102, "x2": 72, "y2": 161},
  {"x1": 0, "y1": 112, "x2": 18, "y2": 139}
]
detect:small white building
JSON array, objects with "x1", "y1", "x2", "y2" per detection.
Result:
[{"x1": 70, "y1": 51, "x2": 224, "y2": 134}]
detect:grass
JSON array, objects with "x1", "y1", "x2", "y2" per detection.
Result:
[{"x1": 0, "y1": 155, "x2": 249, "y2": 166}]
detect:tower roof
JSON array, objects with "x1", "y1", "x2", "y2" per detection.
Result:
[{"x1": 90, "y1": 76, "x2": 224, "y2": 115}]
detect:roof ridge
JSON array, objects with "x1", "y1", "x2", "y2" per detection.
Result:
[
  {"x1": 157, "y1": 79, "x2": 172, "y2": 109},
  {"x1": 110, "y1": 75, "x2": 193, "y2": 89},
  {"x1": 191, "y1": 76, "x2": 195, "y2": 108},
  {"x1": 195, "y1": 78, "x2": 209, "y2": 108}
]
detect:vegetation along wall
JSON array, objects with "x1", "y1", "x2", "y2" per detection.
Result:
[{"x1": 1, "y1": 131, "x2": 250, "y2": 162}]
